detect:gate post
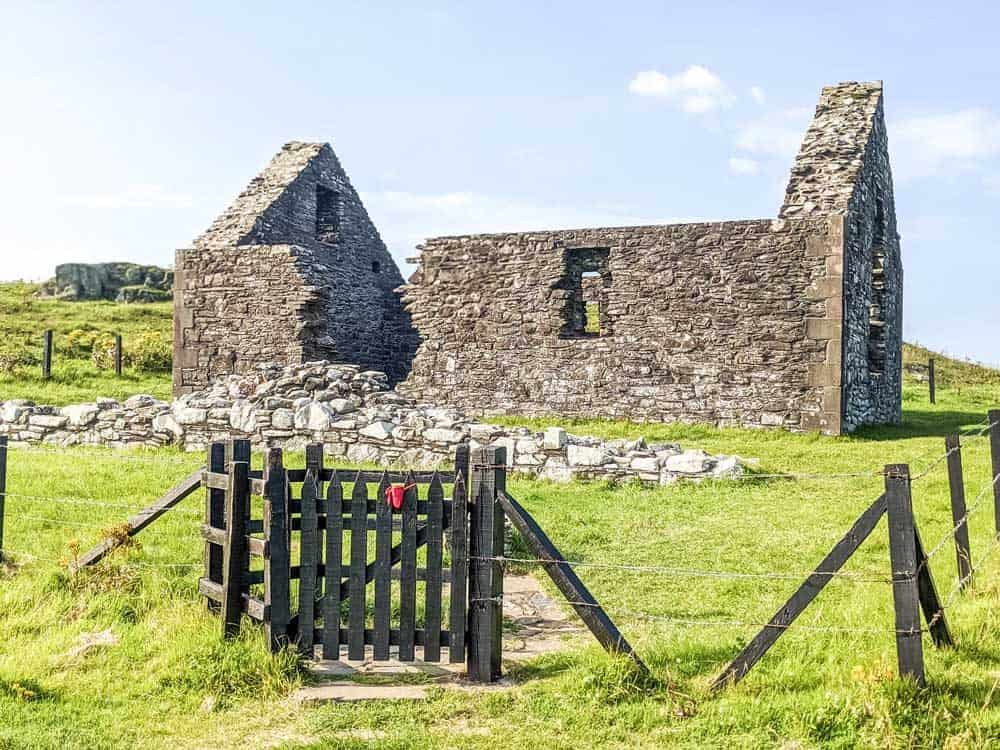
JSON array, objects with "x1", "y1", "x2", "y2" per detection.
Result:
[
  {"x1": 0, "y1": 436, "x2": 7, "y2": 565},
  {"x1": 885, "y1": 464, "x2": 925, "y2": 686},
  {"x1": 221, "y1": 456, "x2": 250, "y2": 637},
  {"x1": 989, "y1": 410, "x2": 1000, "y2": 535},
  {"x1": 467, "y1": 445, "x2": 505, "y2": 683}
]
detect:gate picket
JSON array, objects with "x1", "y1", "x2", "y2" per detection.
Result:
[
  {"x1": 398, "y1": 473, "x2": 419, "y2": 661},
  {"x1": 297, "y1": 469, "x2": 319, "y2": 656},
  {"x1": 374, "y1": 472, "x2": 392, "y2": 660},
  {"x1": 322, "y1": 471, "x2": 343, "y2": 659},
  {"x1": 424, "y1": 472, "x2": 445, "y2": 661},
  {"x1": 449, "y1": 471, "x2": 469, "y2": 663},
  {"x1": 348, "y1": 474, "x2": 368, "y2": 660}
]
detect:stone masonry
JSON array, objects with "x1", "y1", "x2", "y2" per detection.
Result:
[
  {"x1": 0, "y1": 362, "x2": 743, "y2": 486},
  {"x1": 400, "y1": 82, "x2": 903, "y2": 434},
  {"x1": 173, "y1": 142, "x2": 419, "y2": 395}
]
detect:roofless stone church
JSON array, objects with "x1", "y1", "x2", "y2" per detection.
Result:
[{"x1": 174, "y1": 81, "x2": 903, "y2": 435}]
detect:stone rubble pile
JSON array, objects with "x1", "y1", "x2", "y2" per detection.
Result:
[{"x1": 0, "y1": 361, "x2": 744, "y2": 485}]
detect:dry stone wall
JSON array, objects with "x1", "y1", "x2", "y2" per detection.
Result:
[
  {"x1": 780, "y1": 82, "x2": 903, "y2": 429},
  {"x1": 400, "y1": 81, "x2": 903, "y2": 435},
  {"x1": 0, "y1": 362, "x2": 743, "y2": 486},
  {"x1": 401, "y1": 218, "x2": 842, "y2": 431}
]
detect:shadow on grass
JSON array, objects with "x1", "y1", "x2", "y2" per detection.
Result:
[{"x1": 852, "y1": 409, "x2": 992, "y2": 441}]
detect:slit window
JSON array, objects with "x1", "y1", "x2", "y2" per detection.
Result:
[
  {"x1": 868, "y1": 198, "x2": 887, "y2": 376},
  {"x1": 371, "y1": 260, "x2": 381, "y2": 274},
  {"x1": 557, "y1": 247, "x2": 611, "y2": 338},
  {"x1": 315, "y1": 185, "x2": 340, "y2": 243}
]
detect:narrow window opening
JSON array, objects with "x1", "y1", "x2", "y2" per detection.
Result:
[
  {"x1": 315, "y1": 185, "x2": 340, "y2": 243},
  {"x1": 582, "y1": 271, "x2": 601, "y2": 334},
  {"x1": 557, "y1": 247, "x2": 611, "y2": 338},
  {"x1": 868, "y1": 198, "x2": 887, "y2": 376},
  {"x1": 371, "y1": 260, "x2": 381, "y2": 274}
]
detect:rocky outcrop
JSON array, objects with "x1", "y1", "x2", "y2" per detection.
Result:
[
  {"x1": 0, "y1": 362, "x2": 744, "y2": 485},
  {"x1": 38, "y1": 263, "x2": 173, "y2": 303}
]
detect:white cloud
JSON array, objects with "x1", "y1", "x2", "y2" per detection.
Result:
[
  {"x1": 57, "y1": 184, "x2": 194, "y2": 209},
  {"x1": 891, "y1": 109, "x2": 1000, "y2": 180},
  {"x1": 749, "y1": 86, "x2": 765, "y2": 105},
  {"x1": 361, "y1": 190, "x2": 688, "y2": 268},
  {"x1": 727, "y1": 157, "x2": 760, "y2": 176},
  {"x1": 627, "y1": 65, "x2": 735, "y2": 114},
  {"x1": 733, "y1": 107, "x2": 812, "y2": 161}
]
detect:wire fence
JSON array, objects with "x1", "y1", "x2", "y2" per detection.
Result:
[{"x1": 3, "y1": 412, "x2": 1000, "y2": 684}]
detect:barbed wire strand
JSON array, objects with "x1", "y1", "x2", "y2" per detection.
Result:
[
  {"x1": 3, "y1": 492, "x2": 203, "y2": 516},
  {"x1": 470, "y1": 594, "x2": 925, "y2": 636},
  {"x1": 919, "y1": 469, "x2": 1000, "y2": 570},
  {"x1": 925, "y1": 532, "x2": 1000, "y2": 631},
  {"x1": 472, "y1": 555, "x2": 892, "y2": 584},
  {"x1": 0, "y1": 548, "x2": 203, "y2": 570},
  {"x1": 1, "y1": 444, "x2": 201, "y2": 466}
]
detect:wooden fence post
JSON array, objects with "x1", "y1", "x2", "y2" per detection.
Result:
[
  {"x1": 467, "y1": 445, "x2": 505, "y2": 683},
  {"x1": 928, "y1": 358, "x2": 936, "y2": 404},
  {"x1": 0, "y1": 436, "x2": 6, "y2": 564},
  {"x1": 221, "y1": 458, "x2": 250, "y2": 637},
  {"x1": 264, "y1": 447, "x2": 290, "y2": 652},
  {"x1": 114, "y1": 334, "x2": 123, "y2": 376},
  {"x1": 945, "y1": 435, "x2": 972, "y2": 587},
  {"x1": 42, "y1": 330, "x2": 53, "y2": 379},
  {"x1": 885, "y1": 464, "x2": 925, "y2": 686},
  {"x1": 990, "y1": 410, "x2": 1000, "y2": 536}
]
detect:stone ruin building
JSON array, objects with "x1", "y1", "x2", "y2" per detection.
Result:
[
  {"x1": 173, "y1": 81, "x2": 902, "y2": 435},
  {"x1": 173, "y1": 142, "x2": 419, "y2": 394},
  {"x1": 401, "y1": 81, "x2": 903, "y2": 435}
]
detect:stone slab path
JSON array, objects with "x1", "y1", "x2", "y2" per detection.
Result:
[{"x1": 291, "y1": 575, "x2": 583, "y2": 703}]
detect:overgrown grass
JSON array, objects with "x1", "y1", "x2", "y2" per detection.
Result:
[
  {"x1": 2, "y1": 376, "x2": 1000, "y2": 746},
  {"x1": 3, "y1": 290, "x2": 1000, "y2": 746},
  {"x1": 0, "y1": 282, "x2": 172, "y2": 404}
]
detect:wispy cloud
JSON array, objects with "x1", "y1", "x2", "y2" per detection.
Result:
[
  {"x1": 627, "y1": 65, "x2": 735, "y2": 114},
  {"x1": 891, "y1": 109, "x2": 1000, "y2": 180},
  {"x1": 732, "y1": 107, "x2": 812, "y2": 161},
  {"x1": 727, "y1": 157, "x2": 760, "y2": 176},
  {"x1": 749, "y1": 86, "x2": 765, "y2": 105},
  {"x1": 58, "y1": 184, "x2": 194, "y2": 209}
]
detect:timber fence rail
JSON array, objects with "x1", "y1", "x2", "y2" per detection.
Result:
[{"x1": 3, "y1": 412, "x2": 1000, "y2": 689}]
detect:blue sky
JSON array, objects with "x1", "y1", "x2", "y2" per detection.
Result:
[{"x1": 2, "y1": 1, "x2": 998, "y2": 363}]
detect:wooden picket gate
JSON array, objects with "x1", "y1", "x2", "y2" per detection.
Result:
[{"x1": 199, "y1": 441, "x2": 491, "y2": 669}]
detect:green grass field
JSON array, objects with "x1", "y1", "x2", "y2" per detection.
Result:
[
  {"x1": 3, "y1": 284, "x2": 1000, "y2": 747},
  {"x1": 0, "y1": 282, "x2": 172, "y2": 404}
]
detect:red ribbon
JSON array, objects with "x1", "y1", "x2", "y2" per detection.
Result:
[{"x1": 384, "y1": 483, "x2": 416, "y2": 510}]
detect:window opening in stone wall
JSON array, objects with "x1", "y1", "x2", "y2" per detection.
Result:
[
  {"x1": 316, "y1": 185, "x2": 340, "y2": 243},
  {"x1": 868, "y1": 198, "x2": 887, "y2": 376},
  {"x1": 558, "y1": 247, "x2": 611, "y2": 338},
  {"x1": 372, "y1": 260, "x2": 381, "y2": 274},
  {"x1": 582, "y1": 271, "x2": 601, "y2": 334}
]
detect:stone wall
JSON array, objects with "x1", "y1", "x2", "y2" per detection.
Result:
[
  {"x1": 400, "y1": 81, "x2": 903, "y2": 435},
  {"x1": 400, "y1": 218, "x2": 844, "y2": 432},
  {"x1": 174, "y1": 142, "x2": 418, "y2": 396},
  {"x1": 779, "y1": 82, "x2": 903, "y2": 429},
  {"x1": 0, "y1": 362, "x2": 742, "y2": 486}
]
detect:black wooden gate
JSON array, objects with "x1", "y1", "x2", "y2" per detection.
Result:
[{"x1": 200, "y1": 441, "x2": 478, "y2": 666}]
